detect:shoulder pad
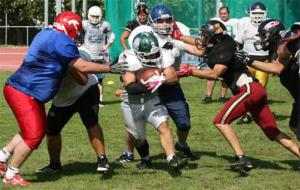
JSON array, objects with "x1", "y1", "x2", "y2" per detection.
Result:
[{"x1": 119, "y1": 50, "x2": 142, "y2": 71}]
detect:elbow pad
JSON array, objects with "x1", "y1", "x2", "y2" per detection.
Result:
[{"x1": 125, "y1": 82, "x2": 148, "y2": 95}]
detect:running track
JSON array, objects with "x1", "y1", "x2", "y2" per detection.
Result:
[{"x1": 0, "y1": 47, "x2": 27, "y2": 71}]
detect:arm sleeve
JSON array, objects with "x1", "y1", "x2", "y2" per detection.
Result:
[
  {"x1": 54, "y1": 35, "x2": 80, "y2": 66},
  {"x1": 125, "y1": 82, "x2": 148, "y2": 94}
]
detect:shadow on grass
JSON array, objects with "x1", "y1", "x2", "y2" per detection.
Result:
[
  {"x1": 102, "y1": 100, "x2": 122, "y2": 105},
  {"x1": 279, "y1": 160, "x2": 300, "y2": 170},
  {"x1": 267, "y1": 99, "x2": 287, "y2": 105}
]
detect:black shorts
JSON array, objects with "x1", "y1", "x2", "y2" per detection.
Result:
[{"x1": 47, "y1": 84, "x2": 100, "y2": 136}]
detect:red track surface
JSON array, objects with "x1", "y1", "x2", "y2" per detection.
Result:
[{"x1": 0, "y1": 47, "x2": 27, "y2": 71}]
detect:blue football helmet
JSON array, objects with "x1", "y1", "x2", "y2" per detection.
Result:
[
  {"x1": 248, "y1": 2, "x2": 267, "y2": 24},
  {"x1": 150, "y1": 4, "x2": 173, "y2": 35}
]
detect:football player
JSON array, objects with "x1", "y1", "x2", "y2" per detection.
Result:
[
  {"x1": 235, "y1": 2, "x2": 269, "y2": 124},
  {"x1": 119, "y1": 32, "x2": 187, "y2": 170},
  {"x1": 236, "y1": 20, "x2": 300, "y2": 140},
  {"x1": 177, "y1": 20, "x2": 300, "y2": 172},
  {"x1": 82, "y1": 6, "x2": 116, "y2": 106},
  {"x1": 35, "y1": 47, "x2": 109, "y2": 174}
]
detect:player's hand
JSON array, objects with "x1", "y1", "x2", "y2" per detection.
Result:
[
  {"x1": 235, "y1": 50, "x2": 254, "y2": 66},
  {"x1": 109, "y1": 59, "x2": 129, "y2": 74},
  {"x1": 176, "y1": 64, "x2": 193, "y2": 78},
  {"x1": 171, "y1": 21, "x2": 183, "y2": 40},
  {"x1": 141, "y1": 71, "x2": 165, "y2": 93}
]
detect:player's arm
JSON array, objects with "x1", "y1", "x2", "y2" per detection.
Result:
[
  {"x1": 123, "y1": 71, "x2": 148, "y2": 94},
  {"x1": 191, "y1": 64, "x2": 227, "y2": 80},
  {"x1": 68, "y1": 67, "x2": 88, "y2": 85},
  {"x1": 69, "y1": 57, "x2": 111, "y2": 74},
  {"x1": 162, "y1": 66, "x2": 178, "y2": 85},
  {"x1": 120, "y1": 31, "x2": 130, "y2": 50}
]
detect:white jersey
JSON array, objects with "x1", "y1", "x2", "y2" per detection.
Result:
[
  {"x1": 82, "y1": 20, "x2": 115, "y2": 58},
  {"x1": 235, "y1": 17, "x2": 268, "y2": 57},
  {"x1": 52, "y1": 47, "x2": 98, "y2": 107},
  {"x1": 210, "y1": 17, "x2": 239, "y2": 38}
]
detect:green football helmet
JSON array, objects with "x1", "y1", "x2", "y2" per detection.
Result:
[{"x1": 132, "y1": 32, "x2": 162, "y2": 67}]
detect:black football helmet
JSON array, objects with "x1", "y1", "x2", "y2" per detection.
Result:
[
  {"x1": 199, "y1": 20, "x2": 227, "y2": 47},
  {"x1": 254, "y1": 19, "x2": 285, "y2": 51}
]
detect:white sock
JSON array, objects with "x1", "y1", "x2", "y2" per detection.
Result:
[
  {"x1": 167, "y1": 154, "x2": 175, "y2": 162},
  {"x1": 5, "y1": 166, "x2": 19, "y2": 179},
  {"x1": 100, "y1": 94, "x2": 103, "y2": 102},
  {"x1": 0, "y1": 148, "x2": 11, "y2": 162}
]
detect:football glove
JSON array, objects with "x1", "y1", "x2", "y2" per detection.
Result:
[
  {"x1": 176, "y1": 64, "x2": 193, "y2": 78},
  {"x1": 235, "y1": 50, "x2": 254, "y2": 66},
  {"x1": 171, "y1": 21, "x2": 183, "y2": 40},
  {"x1": 141, "y1": 71, "x2": 165, "y2": 93},
  {"x1": 109, "y1": 58, "x2": 129, "y2": 74}
]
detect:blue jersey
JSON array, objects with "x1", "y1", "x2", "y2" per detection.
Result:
[{"x1": 7, "y1": 28, "x2": 80, "y2": 103}]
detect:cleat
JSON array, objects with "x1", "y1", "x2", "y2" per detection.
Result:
[
  {"x1": 3, "y1": 173, "x2": 31, "y2": 186},
  {"x1": 218, "y1": 96, "x2": 227, "y2": 104},
  {"x1": 175, "y1": 143, "x2": 198, "y2": 160},
  {"x1": 168, "y1": 156, "x2": 188, "y2": 170},
  {"x1": 201, "y1": 96, "x2": 213, "y2": 104},
  {"x1": 136, "y1": 158, "x2": 152, "y2": 169},
  {"x1": 97, "y1": 155, "x2": 109, "y2": 172},
  {"x1": 35, "y1": 163, "x2": 62, "y2": 173},
  {"x1": 237, "y1": 114, "x2": 253, "y2": 125},
  {"x1": 114, "y1": 152, "x2": 134, "y2": 164},
  {"x1": 230, "y1": 156, "x2": 254, "y2": 172},
  {"x1": 0, "y1": 161, "x2": 7, "y2": 177}
]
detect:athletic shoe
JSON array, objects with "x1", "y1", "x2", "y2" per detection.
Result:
[
  {"x1": 0, "y1": 161, "x2": 7, "y2": 177},
  {"x1": 168, "y1": 155, "x2": 188, "y2": 170},
  {"x1": 35, "y1": 163, "x2": 62, "y2": 173},
  {"x1": 201, "y1": 96, "x2": 212, "y2": 104},
  {"x1": 175, "y1": 142, "x2": 198, "y2": 160},
  {"x1": 3, "y1": 173, "x2": 31, "y2": 186},
  {"x1": 230, "y1": 156, "x2": 254, "y2": 172},
  {"x1": 97, "y1": 155, "x2": 109, "y2": 172},
  {"x1": 218, "y1": 96, "x2": 227, "y2": 104},
  {"x1": 136, "y1": 158, "x2": 152, "y2": 169},
  {"x1": 114, "y1": 152, "x2": 134, "y2": 164},
  {"x1": 237, "y1": 114, "x2": 253, "y2": 125}
]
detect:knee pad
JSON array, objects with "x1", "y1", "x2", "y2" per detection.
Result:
[
  {"x1": 263, "y1": 127, "x2": 281, "y2": 141},
  {"x1": 176, "y1": 122, "x2": 191, "y2": 132}
]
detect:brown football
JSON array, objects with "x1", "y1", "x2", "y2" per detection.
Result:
[{"x1": 137, "y1": 67, "x2": 163, "y2": 83}]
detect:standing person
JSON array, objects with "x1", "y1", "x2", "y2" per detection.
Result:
[
  {"x1": 121, "y1": 32, "x2": 187, "y2": 170},
  {"x1": 120, "y1": 2, "x2": 150, "y2": 50},
  {"x1": 235, "y1": 2, "x2": 269, "y2": 124},
  {"x1": 82, "y1": 5, "x2": 116, "y2": 106},
  {"x1": 177, "y1": 20, "x2": 300, "y2": 171},
  {"x1": 0, "y1": 11, "x2": 123, "y2": 186},
  {"x1": 35, "y1": 47, "x2": 109, "y2": 174},
  {"x1": 236, "y1": 20, "x2": 300, "y2": 139},
  {"x1": 202, "y1": 6, "x2": 239, "y2": 104}
]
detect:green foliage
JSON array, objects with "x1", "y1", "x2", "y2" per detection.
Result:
[{"x1": 1, "y1": 73, "x2": 300, "y2": 189}]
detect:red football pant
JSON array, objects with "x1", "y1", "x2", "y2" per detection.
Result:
[
  {"x1": 3, "y1": 84, "x2": 46, "y2": 149},
  {"x1": 214, "y1": 82, "x2": 280, "y2": 140}
]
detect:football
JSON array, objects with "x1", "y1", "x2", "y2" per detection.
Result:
[{"x1": 137, "y1": 67, "x2": 163, "y2": 83}]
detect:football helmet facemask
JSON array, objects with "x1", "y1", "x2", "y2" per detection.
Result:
[
  {"x1": 254, "y1": 19, "x2": 285, "y2": 51},
  {"x1": 248, "y1": 2, "x2": 267, "y2": 24},
  {"x1": 199, "y1": 20, "x2": 227, "y2": 47},
  {"x1": 132, "y1": 32, "x2": 162, "y2": 67},
  {"x1": 88, "y1": 6, "x2": 102, "y2": 24},
  {"x1": 150, "y1": 5, "x2": 173, "y2": 35}
]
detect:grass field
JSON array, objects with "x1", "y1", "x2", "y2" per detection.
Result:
[{"x1": 0, "y1": 72, "x2": 300, "y2": 190}]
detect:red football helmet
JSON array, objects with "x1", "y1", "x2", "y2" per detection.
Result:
[{"x1": 53, "y1": 11, "x2": 82, "y2": 40}]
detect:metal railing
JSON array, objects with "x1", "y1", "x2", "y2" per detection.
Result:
[{"x1": 0, "y1": 26, "x2": 43, "y2": 46}]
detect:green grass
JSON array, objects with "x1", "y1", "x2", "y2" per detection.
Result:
[{"x1": 0, "y1": 72, "x2": 300, "y2": 190}]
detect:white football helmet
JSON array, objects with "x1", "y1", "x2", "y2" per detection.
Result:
[
  {"x1": 248, "y1": 2, "x2": 267, "y2": 24},
  {"x1": 88, "y1": 6, "x2": 102, "y2": 24}
]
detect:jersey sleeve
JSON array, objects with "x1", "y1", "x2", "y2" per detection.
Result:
[
  {"x1": 54, "y1": 35, "x2": 80, "y2": 66},
  {"x1": 161, "y1": 49, "x2": 175, "y2": 68}
]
